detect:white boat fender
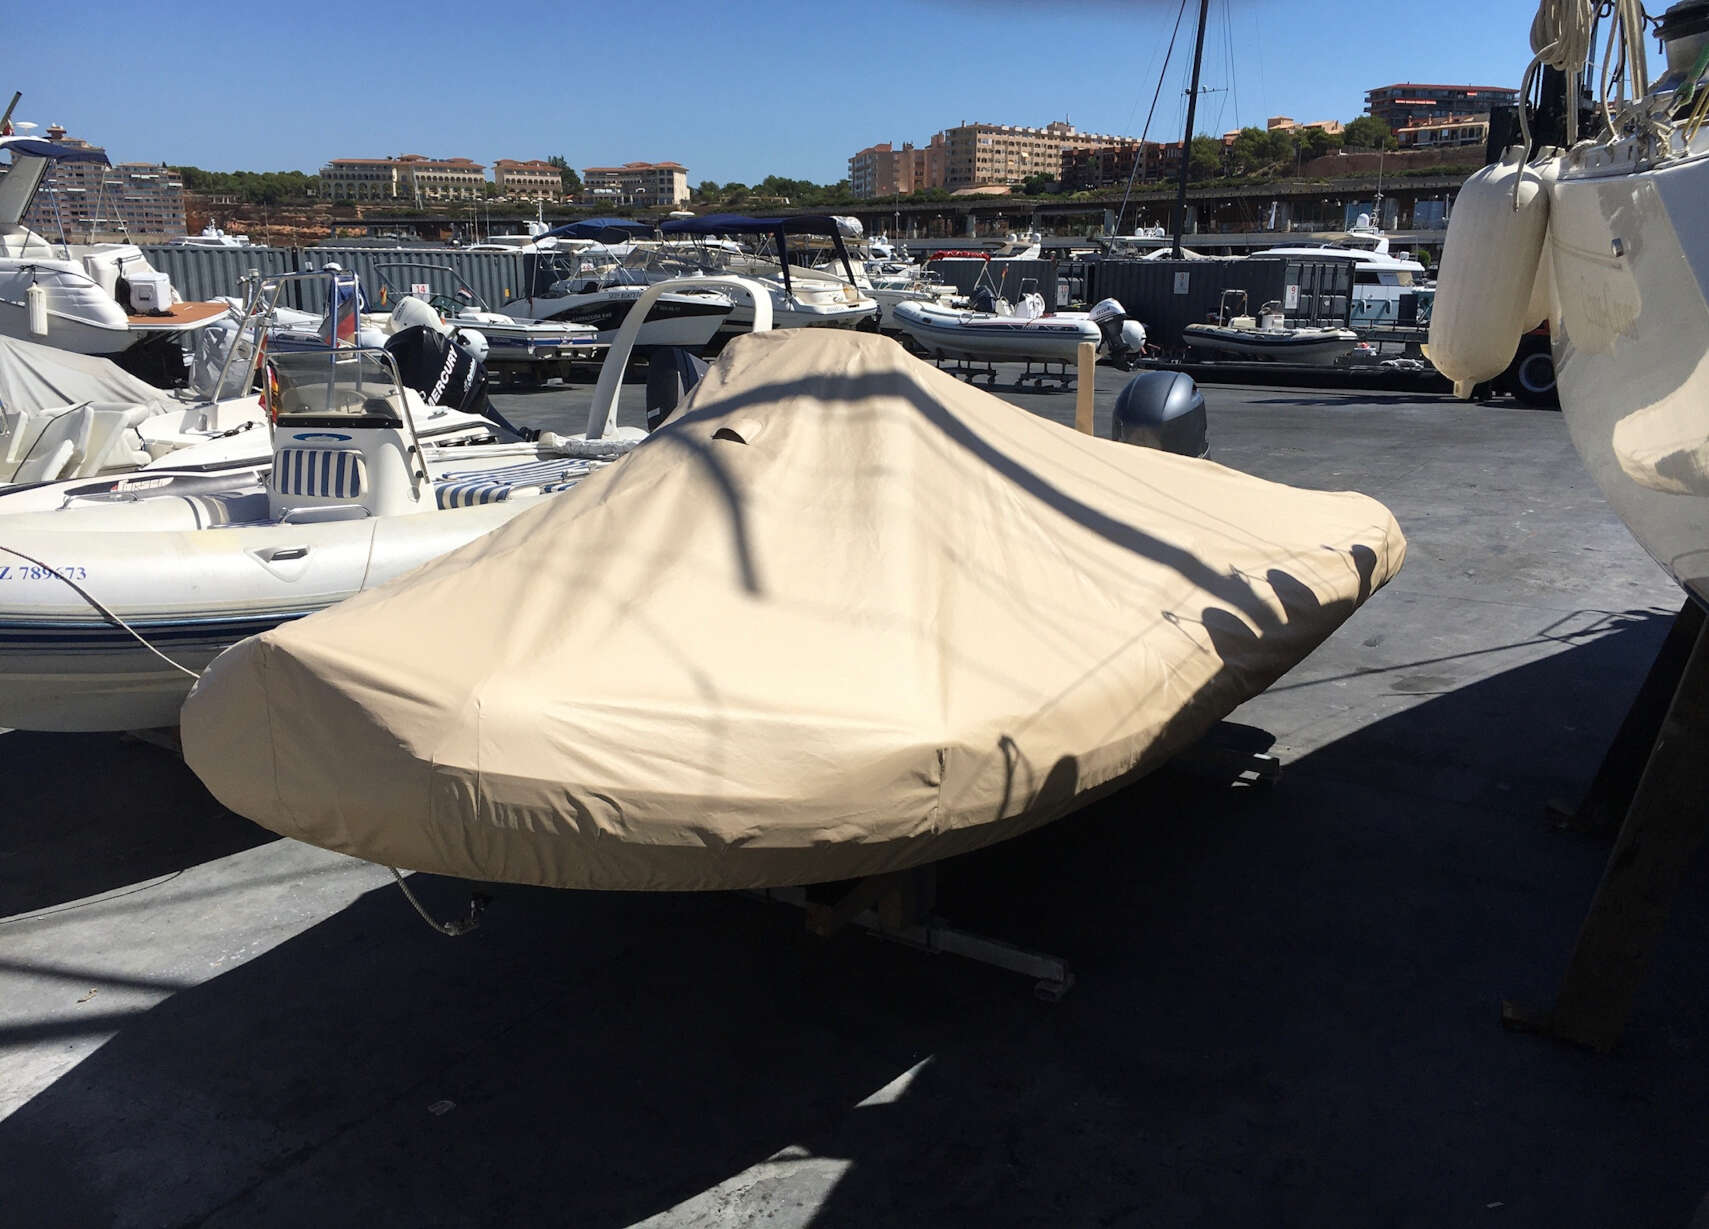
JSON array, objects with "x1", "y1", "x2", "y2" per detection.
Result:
[
  {"x1": 1428, "y1": 145, "x2": 1558, "y2": 397},
  {"x1": 26, "y1": 284, "x2": 48, "y2": 336}
]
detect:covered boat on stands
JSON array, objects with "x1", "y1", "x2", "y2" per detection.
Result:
[{"x1": 183, "y1": 328, "x2": 1405, "y2": 892}]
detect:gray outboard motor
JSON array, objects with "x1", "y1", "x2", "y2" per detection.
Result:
[
  {"x1": 1111, "y1": 369, "x2": 1208, "y2": 457},
  {"x1": 646, "y1": 346, "x2": 711, "y2": 431}
]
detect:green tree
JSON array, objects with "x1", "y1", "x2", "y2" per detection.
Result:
[
  {"x1": 1227, "y1": 126, "x2": 1270, "y2": 176},
  {"x1": 1299, "y1": 125, "x2": 1341, "y2": 161},
  {"x1": 545, "y1": 155, "x2": 582, "y2": 196},
  {"x1": 1188, "y1": 136, "x2": 1222, "y2": 180},
  {"x1": 1343, "y1": 116, "x2": 1393, "y2": 150},
  {"x1": 1018, "y1": 171, "x2": 1055, "y2": 195},
  {"x1": 695, "y1": 179, "x2": 721, "y2": 200}
]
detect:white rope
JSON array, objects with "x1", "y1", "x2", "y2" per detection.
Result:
[{"x1": 0, "y1": 542, "x2": 202, "y2": 680}]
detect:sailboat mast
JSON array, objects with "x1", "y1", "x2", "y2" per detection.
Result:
[{"x1": 1172, "y1": 0, "x2": 1212, "y2": 258}]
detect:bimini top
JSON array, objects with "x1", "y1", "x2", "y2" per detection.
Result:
[
  {"x1": 182, "y1": 329, "x2": 1406, "y2": 893},
  {"x1": 660, "y1": 213, "x2": 849, "y2": 239},
  {"x1": 0, "y1": 136, "x2": 111, "y2": 164},
  {"x1": 539, "y1": 217, "x2": 656, "y2": 242}
]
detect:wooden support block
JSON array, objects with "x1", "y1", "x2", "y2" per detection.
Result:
[
  {"x1": 1075, "y1": 341, "x2": 1096, "y2": 434},
  {"x1": 1504, "y1": 615, "x2": 1709, "y2": 1051}
]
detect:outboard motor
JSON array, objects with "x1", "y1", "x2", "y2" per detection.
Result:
[
  {"x1": 1088, "y1": 297, "x2": 1147, "y2": 371},
  {"x1": 645, "y1": 346, "x2": 711, "y2": 431},
  {"x1": 969, "y1": 284, "x2": 997, "y2": 314},
  {"x1": 384, "y1": 323, "x2": 533, "y2": 440},
  {"x1": 1110, "y1": 369, "x2": 1208, "y2": 458}
]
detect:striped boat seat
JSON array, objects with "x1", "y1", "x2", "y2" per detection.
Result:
[
  {"x1": 434, "y1": 456, "x2": 602, "y2": 510},
  {"x1": 273, "y1": 449, "x2": 367, "y2": 500}
]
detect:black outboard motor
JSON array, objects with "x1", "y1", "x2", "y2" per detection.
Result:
[
  {"x1": 383, "y1": 324, "x2": 531, "y2": 440},
  {"x1": 969, "y1": 284, "x2": 997, "y2": 314},
  {"x1": 1110, "y1": 369, "x2": 1208, "y2": 458}
]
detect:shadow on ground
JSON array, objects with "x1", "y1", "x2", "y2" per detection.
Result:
[
  {"x1": 0, "y1": 731, "x2": 276, "y2": 917},
  {"x1": 3, "y1": 610, "x2": 1705, "y2": 1228}
]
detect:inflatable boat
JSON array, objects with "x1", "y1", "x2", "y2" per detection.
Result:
[
  {"x1": 182, "y1": 328, "x2": 1406, "y2": 894},
  {"x1": 0, "y1": 275, "x2": 772, "y2": 731},
  {"x1": 892, "y1": 292, "x2": 1144, "y2": 365},
  {"x1": 1182, "y1": 291, "x2": 1357, "y2": 366}
]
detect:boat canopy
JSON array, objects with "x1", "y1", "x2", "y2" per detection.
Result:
[
  {"x1": 183, "y1": 328, "x2": 1406, "y2": 893},
  {"x1": 539, "y1": 218, "x2": 655, "y2": 241},
  {"x1": 661, "y1": 215, "x2": 860, "y2": 291},
  {"x1": 0, "y1": 137, "x2": 111, "y2": 164}
]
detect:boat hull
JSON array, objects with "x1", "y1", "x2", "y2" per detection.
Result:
[
  {"x1": 891, "y1": 301, "x2": 1100, "y2": 363},
  {"x1": 506, "y1": 289, "x2": 730, "y2": 349},
  {"x1": 0, "y1": 502, "x2": 526, "y2": 731},
  {"x1": 1182, "y1": 325, "x2": 1357, "y2": 365},
  {"x1": 1550, "y1": 145, "x2": 1709, "y2": 605}
]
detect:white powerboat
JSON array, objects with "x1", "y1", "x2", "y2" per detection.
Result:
[
  {"x1": 1255, "y1": 216, "x2": 1430, "y2": 329},
  {"x1": 0, "y1": 122, "x2": 228, "y2": 355},
  {"x1": 365, "y1": 261, "x2": 604, "y2": 368},
  {"x1": 0, "y1": 275, "x2": 772, "y2": 731},
  {"x1": 658, "y1": 214, "x2": 881, "y2": 332},
  {"x1": 502, "y1": 219, "x2": 735, "y2": 349},
  {"x1": 1183, "y1": 290, "x2": 1357, "y2": 365},
  {"x1": 166, "y1": 225, "x2": 251, "y2": 248}
]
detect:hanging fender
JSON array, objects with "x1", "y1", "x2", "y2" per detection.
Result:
[{"x1": 1428, "y1": 146, "x2": 1560, "y2": 397}]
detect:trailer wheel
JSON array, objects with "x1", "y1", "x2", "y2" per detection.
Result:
[{"x1": 1506, "y1": 337, "x2": 1559, "y2": 408}]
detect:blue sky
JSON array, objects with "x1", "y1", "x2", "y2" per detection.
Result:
[{"x1": 10, "y1": 0, "x2": 1545, "y2": 184}]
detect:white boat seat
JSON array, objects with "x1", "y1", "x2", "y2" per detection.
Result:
[
  {"x1": 273, "y1": 448, "x2": 368, "y2": 500},
  {"x1": 434, "y1": 456, "x2": 602, "y2": 510}
]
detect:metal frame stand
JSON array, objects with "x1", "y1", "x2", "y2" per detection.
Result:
[
  {"x1": 751, "y1": 865, "x2": 1076, "y2": 1001},
  {"x1": 1017, "y1": 357, "x2": 1076, "y2": 390},
  {"x1": 1502, "y1": 601, "x2": 1709, "y2": 1051},
  {"x1": 935, "y1": 357, "x2": 1000, "y2": 386}
]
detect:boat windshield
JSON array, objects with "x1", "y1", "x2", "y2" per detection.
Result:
[{"x1": 268, "y1": 349, "x2": 407, "y2": 427}]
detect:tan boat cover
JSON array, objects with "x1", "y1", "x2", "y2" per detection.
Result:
[{"x1": 182, "y1": 330, "x2": 1405, "y2": 891}]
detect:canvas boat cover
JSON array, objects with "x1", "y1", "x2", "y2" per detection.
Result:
[
  {"x1": 0, "y1": 335, "x2": 175, "y2": 483},
  {"x1": 183, "y1": 330, "x2": 1405, "y2": 892}
]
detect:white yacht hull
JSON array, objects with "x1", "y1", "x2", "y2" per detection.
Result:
[
  {"x1": 504, "y1": 287, "x2": 730, "y2": 349},
  {"x1": 1549, "y1": 141, "x2": 1709, "y2": 605}
]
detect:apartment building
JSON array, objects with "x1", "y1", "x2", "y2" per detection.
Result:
[
  {"x1": 851, "y1": 121, "x2": 1128, "y2": 198},
  {"x1": 320, "y1": 157, "x2": 402, "y2": 202},
  {"x1": 1266, "y1": 116, "x2": 1344, "y2": 136},
  {"x1": 18, "y1": 125, "x2": 185, "y2": 240},
  {"x1": 580, "y1": 161, "x2": 689, "y2": 207},
  {"x1": 1395, "y1": 114, "x2": 1492, "y2": 149},
  {"x1": 1364, "y1": 84, "x2": 1518, "y2": 131},
  {"x1": 395, "y1": 155, "x2": 486, "y2": 202},
  {"x1": 493, "y1": 158, "x2": 562, "y2": 200}
]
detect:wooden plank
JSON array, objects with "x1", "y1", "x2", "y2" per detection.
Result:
[{"x1": 1504, "y1": 614, "x2": 1709, "y2": 1051}]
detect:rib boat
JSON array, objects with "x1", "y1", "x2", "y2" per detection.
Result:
[
  {"x1": 182, "y1": 328, "x2": 1405, "y2": 893},
  {"x1": 0, "y1": 275, "x2": 771, "y2": 731}
]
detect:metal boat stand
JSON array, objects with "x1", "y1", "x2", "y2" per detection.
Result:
[
  {"x1": 1016, "y1": 357, "x2": 1077, "y2": 391},
  {"x1": 934, "y1": 357, "x2": 1001, "y2": 387},
  {"x1": 1501, "y1": 599, "x2": 1709, "y2": 1051},
  {"x1": 749, "y1": 865, "x2": 1076, "y2": 1001}
]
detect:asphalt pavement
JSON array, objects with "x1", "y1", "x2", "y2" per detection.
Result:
[{"x1": 0, "y1": 355, "x2": 1700, "y2": 1228}]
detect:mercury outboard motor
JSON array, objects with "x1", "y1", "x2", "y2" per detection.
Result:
[
  {"x1": 1088, "y1": 298, "x2": 1147, "y2": 371},
  {"x1": 383, "y1": 323, "x2": 529, "y2": 439},
  {"x1": 1110, "y1": 369, "x2": 1208, "y2": 458}
]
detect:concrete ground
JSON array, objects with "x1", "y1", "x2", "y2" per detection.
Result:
[{"x1": 2, "y1": 355, "x2": 1703, "y2": 1228}]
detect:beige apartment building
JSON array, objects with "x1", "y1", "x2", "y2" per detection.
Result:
[
  {"x1": 395, "y1": 155, "x2": 485, "y2": 202},
  {"x1": 493, "y1": 158, "x2": 562, "y2": 200},
  {"x1": 581, "y1": 161, "x2": 689, "y2": 207},
  {"x1": 17, "y1": 125, "x2": 186, "y2": 240},
  {"x1": 850, "y1": 121, "x2": 1128, "y2": 198},
  {"x1": 320, "y1": 158, "x2": 402, "y2": 202}
]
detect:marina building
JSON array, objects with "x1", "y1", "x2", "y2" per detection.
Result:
[
  {"x1": 579, "y1": 161, "x2": 689, "y2": 207},
  {"x1": 1364, "y1": 83, "x2": 1518, "y2": 132},
  {"x1": 492, "y1": 159, "x2": 562, "y2": 200},
  {"x1": 16, "y1": 125, "x2": 185, "y2": 241}
]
